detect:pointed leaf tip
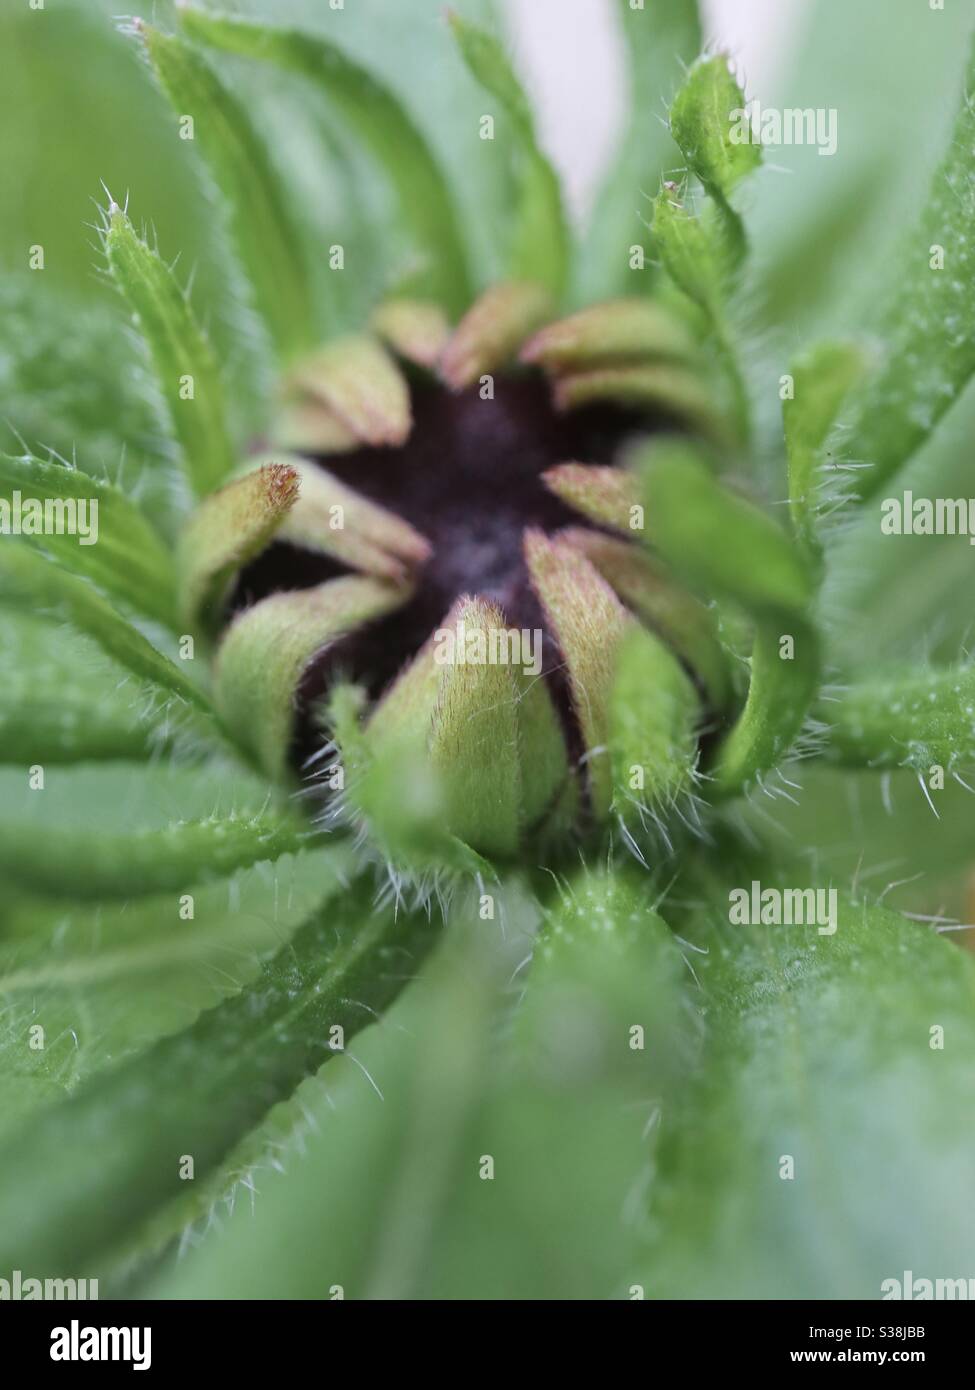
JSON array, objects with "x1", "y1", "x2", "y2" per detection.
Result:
[
  {"x1": 542, "y1": 464, "x2": 641, "y2": 534},
  {"x1": 524, "y1": 529, "x2": 629, "y2": 819},
  {"x1": 291, "y1": 336, "x2": 412, "y2": 448},
  {"x1": 669, "y1": 53, "x2": 761, "y2": 202},
  {"x1": 178, "y1": 462, "x2": 300, "y2": 633},
  {"x1": 371, "y1": 299, "x2": 451, "y2": 370},
  {"x1": 439, "y1": 282, "x2": 552, "y2": 391},
  {"x1": 278, "y1": 456, "x2": 432, "y2": 581},
  {"x1": 521, "y1": 299, "x2": 696, "y2": 372},
  {"x1": 215, "y1": 575, "x2": 407, "y2": 781}
]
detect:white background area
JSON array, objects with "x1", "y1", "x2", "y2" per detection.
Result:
[{"x1": 502, "y1": 0, "x2": 806, "y2": 218}]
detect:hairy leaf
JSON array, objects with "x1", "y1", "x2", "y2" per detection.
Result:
[
  {"x1": 0, "y1": 876, "x2": 438, "y2": 1274},
  {"x1": 0, "y1": 809, "x2": 313, "y2": 901},
  {"x1": 635, "y1": 440, "x2": 819, "y2": 795},
  {"x1": 135, "y1": 21, "x2": 316, "y2": 361},
  {"x1": 822, "y1": 667, "x2": 975, "y2": 773},
  {"x1": 847, "y1": 33, "x2": 975, "y2": 498},
  {"x1": 179, "y1": 6, "x2": 471, "y2": 316},
  {"x1": 0, "y1": 544, "x2": 210, "y2": 713},
  {"x1": 649, "y1": 889, "x2": 975, "y2": 1297},
  {"x1": 670, "y1": 54, "x2": 761, "y2": 205},
  {"x1": 215, "y1": 577, "x2": 405, "y2": 781},
  {"x1": 0, "y1": 451, "x2": 177, "y2": 626},
  {"x1": 783, "y1": 340, "x2": 866, "y2": 561},
  {"x1": 105, "y1": 207, "x2": 236, "y2": 499}
]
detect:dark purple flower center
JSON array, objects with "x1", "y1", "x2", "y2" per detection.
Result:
[{"x1": 234, "y1": 375, "x2": 645, "y2": 766}]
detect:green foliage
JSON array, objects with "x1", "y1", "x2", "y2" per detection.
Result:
[
  {"x1": 783, "y1": 340, "x2": 866, "y2": 561},
  {"x1": 142, "y1": 865, "x2": 696, "y2": 1299},
  {"x1": 215, "y1": 577, "x2": 404, "y2": 781},
  {"x1": 447, "y1": 12, "x2": 569, "y2": 298},
  {"x1": 0, "y1": 544, "x2": 210, "y2": 713},
  {"x1": 0, "y1": 683, "x2": 171, "y2": 767},
  {"x1": 136, "y1": 21, "x2": 316, "y2": 362},
  {"x1": 0, "y1": 451, "x2": 177, "y2": 626},
  {"x1": 0, "y1": 876, "x2": 437, "y2": 1275},
  {"x1": 608, "y1": 625, "x2": 700, "y2": 833},
  {"x1": 180, "y1": 7, "x2": 471, "y2": 316},
  {"x1": 6, "y1": 0, "x2": 975, "y2": 1306},
  {"x1": 635, "y1": 440, "x2": 819, "y2": 794},
  {"x1": 648, "y1": 886, "x2": 975, "y2": 1297},
  {"x1": 822, "y1": 667, "x2": 975, "y2": 773},
  {"x1": 582, "y1": 0, "x2": 701, "y2": 301},
  {"x1": 0, "y1": 809, "x2": 313, "y2": 901},
  {"x1": 670, "y1": 54, "x2": 762, "y2": 203},
  {"x1": 105, "y1": 208, "x2": 236, "y2": 499},
  {"x1": 848, "y1": 33, "x2": 975, "y2": 499},
  {"x1": 0, "y1": 278, "x2": 161, "y2": 478}
]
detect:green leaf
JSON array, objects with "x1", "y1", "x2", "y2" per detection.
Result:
[
  {"x1": 447, "y1": 11, "x2": 570, "y2": 298},
  {"x1": 752, "y1": 0, "x2": 973, "y2": 343},
  {"x1": 581, "y1": 0, "x2": 701, "y2": 302},
  {"x1": 142, "y1": 866, "x2": 695, "y2": 1300},
  {"x1": 0, "y1": 451, "x2": 177, "y2": 626},
  {"x1": 635, "y1": 440, "x2": 819, "y2": 795},
  {"x1": 651, "y1": 54, "x2": 761, "y2": 443},
  {"x1": 0, "y1": 876, "x2": 438, "y2": 1275},
  {"x1": 105, "y1": 207, "x2": 236, "y2": 499},
  {"x1": 215, "y1": 577, "x2": 406, "y2": 781},
  {"x1": 0, "y1": 851, "x2": 340, "y2": 1152},
  {"x1": 561, "y1": 528, "x2": 731, "y2": 710},
  {"x1": 178, "y1": 6, "x2": 471, "y2": 316},
  {"x1": 848, "y1": 33, "x2": 975, "y2": 500},
  {"x1": 0, "y1": 544, "x2": 210, "y2": 713},
  {"x1": 608, "y1": 625, "x2": 700, "y2": 839},
  {"x1": 132, "y1": 905, "x2": 511, "y2": 1298},
  {"x1": 651, "y1": 188, "x2": 728, "y2": 320},
  {"x1": 0, "y1": 808, "x2": 313, "y2": 901},
  {"x1": 0, "y1": 277, "x2": 163, "y2": 487},
  {"x1": 669, "y1": 54, "x2": 761, "y2": 204},
  {"x1": 821, "y1": 666, "x2": 975, "y2": 774},
  {"x1": 783, "y1": 341, "x2": 866, "y2": 561},
  {"x1": 332, "y1": 656, "x2": 498, "y2": 879},
  {"x1": 650, "y1": 189, "x2": 750, "y2": 441},
  {"x1": 0, "y1": 611, "x2": 206, "y2": 766},
  {"x1": 649, "y1": 888, "x2": 975, "y2": 1297},
  {"x1": 135, "y1": 21, "x2": 316, "y2": 362},
  {"x1": 637, "y1": 442, "x2": 812, "y2": 614},
  {"x1": 0, "y1": 682, "x2": 172, "y2": 767}
]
